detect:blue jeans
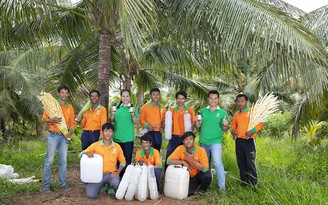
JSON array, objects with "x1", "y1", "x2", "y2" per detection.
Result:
[
  {"x1": 148, "y1": 131, "x2": 162, "y2": 152},
  {"x1": 200, "y1": 143, "x2": 225, "y2": 189},
  {"x1": 154, "y1": 168, "x2": 161, "y2": 190},
  {"x1": 43, "y1": 131, "x2": 68, "y2": 190},
  {"x1": 86, "y1": 172, "x2": 120, "y2": 199},
  {"x1": 81, "y1": 130, "x2": 100, "y2": 150}
]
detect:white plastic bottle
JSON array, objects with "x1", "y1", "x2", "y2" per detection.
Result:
[
  {"x1": 164, "y1": 165, "x2": 190, "y2": 199},
  {"x1": 147, "y1": 165, "x2": 158, "y2": 200},
  {"x1": 184, "y1": 111, "x2": 192, "y2": 132},
  {"x1": 125, "y1": 165, "x2": 142, "y2": 201},
  {"x1": 116, "y1": 164, "x2": 135, "y2": 200},
  {"x1": 137, "y1": 165, "x2": 148, "y2": 201},
  {"x1": 165, "y1": 108, "x2": 172, "y2": 140},
  {"x1": 80, "y1": 154, "x2": 103, "y2": 183},
  {"x1": 197, "y1": 111, "x2": 202, "y2": 121}
]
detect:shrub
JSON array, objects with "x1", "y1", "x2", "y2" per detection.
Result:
[{"x1": 262, "y1": 112, "x2": 291, "y2": 138}]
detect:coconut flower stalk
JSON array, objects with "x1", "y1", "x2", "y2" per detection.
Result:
[
  {"x1": 38, "y1": 92, "x2": 69, "y2": 136},
  {"x1": 75, "y1": 100, "x2": 92, "y2": 121},
  {"x1": 247, "y1": 93, "x2": 279, "y2": 130}
]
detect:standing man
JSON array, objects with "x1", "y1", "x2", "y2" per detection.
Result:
[
  {"x1": 165, "y1": 91, "x2": 195, "y2": 169},
  {"x1": 167, "y1": 131, "x2": 211, "y2": 196},
  {"x1": 231, "y1": 94, "x2": 263, "y2": 186},
  {"x1": 196, "y1": 90, "x2": 229, "y2": 190},
  {"x1": 41, "y1": 85, "x2": 76, "y2": 193},
  {"x1": 80, "y1": 123, "x2": 126, "y2": 198},
  {"x1": 140, "y1": 88, "x2": 166, "y2": 152},
  {"x1": 76, "y1": 90, "x2": 107, "y2": 150}
]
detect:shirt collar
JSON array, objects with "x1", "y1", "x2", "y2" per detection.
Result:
[
  {"x1": 121, "y1": 103, "x2": 131, "y2": 107},
  {"x1": 239, "y1": 105, "x2": 250, "y2": 113},
  {"x1": 149, "y1": 101, "x2": 162, "y2": 109},
  {"x1": 206, "y1": 105, "x2": 220, "y2": 110},
  {"x1": 141, "y1": 147, "x2": 154, "y2": 157},
  {"x1": 89, "y1": 103, "x2": 101, "y2": 110},
  {"x1": 100, "y1": 138, "x2": 114, "y2": 147},
  {"x1": 56, "y1": 99, "x2": 68, "y2": 106},
  {"x1": 184, "y1": 146, "x2": 197, "y2": 153},
  {"x1": 174, "y1": 105, "x2": 188, "y2": 111}
]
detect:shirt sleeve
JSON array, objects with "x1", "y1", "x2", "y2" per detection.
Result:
[
  {"x1": 81, "y1": 114, "x2": 86, "y2": 128},
  {"x1": 117, "y1": 146, "x2": 126, "y2": 167},
  {"x1": 68, "y1": 105, "x2": 76, "y2": 132},
  {"x1": 135, "y1": 149, "x2": 141, "y2": 162},
  {"x1": 41, "y1": 112, "x2": 50, "y2": 123},
  {"x1": 167, "y1": 146, "x2": 181, "y2": 164},
  {"x1": 189, "y1": 107, "x2": 196, "y2": 123},
  {"x1": 253, "y1": 122, "x2": 264, "y2": 133},
  {"x1": 231, "y1": 113, "x2": 237, "y2": 132},
  {"x1": 140, "y1": 105, "x2": 147, "y2": 127},
  {"x1": 154, "y1": 150, "x2": 163, "y2": 168}
]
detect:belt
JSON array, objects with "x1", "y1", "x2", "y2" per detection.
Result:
[
  {"x1": 84, "y1": 130, "x2": 100, "y2": 132},
  {"x1": 49, "y1": 131, "x2": 63, "y2": 135}
]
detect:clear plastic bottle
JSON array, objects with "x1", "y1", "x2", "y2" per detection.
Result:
[
  {"x1": 129, "y1": 103, "x2": 134, "y2": 113},
  {"x1": 197, "y1": 111, "x2": 202, "y2": 121},
  {"x1": 112, "y1": 103, "x2": 117, "y2": 112},
  {"x1": 184, "y1": 111, "x2": 191, "y2": 132}
]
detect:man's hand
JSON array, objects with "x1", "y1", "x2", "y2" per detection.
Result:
[
  {"x1": 65, "y1": 132, "x2": 73, "y2": 139},
  {"x1": 111, "y1": 171, "x2": 119, "y2": 177},
  {"x1": 147, "y1": 124, "x2": 154, "y2": 131},
  {"x1": 51, "y1": 117, "x2": 62, "y2": 124},
  {"x1": 137, "y1": 160, "x2": 144, "y2": 166},
  {"x1": 85, "y1": 152, "x2": 94, "y2": 158},
  {"x1": 231, "y1": 132, "x2": 237, "y2": 140},
  {"x1": 245, "y1": 130, "x2": 253, "y2": 139},
  {"x1": 185, "y1": 152, "x2": 195, "y2": 163},
  {"x1": 75, "y1": 115, "x2": 82, "y2": 122}
]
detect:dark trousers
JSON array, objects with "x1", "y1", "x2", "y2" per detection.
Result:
[
  {"x1": 165, "y1": 135, "x2": 183, "y2": 170},
  {"x1": 81, "y1": 130, "x2": 100, "y2": 150},
  {"x1": 148, "y1": 131, "x2": 162, "y2": 152},
  {"x1": 236, "y1": 138, "x2": 258, "y2": 186},
  {"x1": 117, "y1": 141, "x2": 134, "y2": 177},
  {"x1": 189, "y1": 171, "x2": 212, "y2": 196}
]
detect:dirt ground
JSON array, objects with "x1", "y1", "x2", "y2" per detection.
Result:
[{"x1": 14, "y1": 164, "x2": 204, "y2": 205}]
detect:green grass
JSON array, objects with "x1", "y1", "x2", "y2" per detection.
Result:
[{"x1": 0, "y1": 133, "x2": 327, "y2": 205}]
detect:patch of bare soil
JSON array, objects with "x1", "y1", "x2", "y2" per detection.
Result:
[{"x1": 14, "y1": 164, "x2": 204, "y2": 205}]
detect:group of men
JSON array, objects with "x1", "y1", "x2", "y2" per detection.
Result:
[{"x1": 41, "y1": 85, "x2": 263, "y2": 199}]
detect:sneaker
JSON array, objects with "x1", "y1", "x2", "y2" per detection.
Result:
[
  {"x1": 61, "y1": 184, "x2": 71, "y2": 191},
  {"x1": 107, "y1": 188, "x2": 115, "y2": 196},
  {"x1": 43, "y1": 187, "x2": 51, "y2": 194},
  {"x1": 101, "y1": 184, "x2": 109, "y2": 192}
]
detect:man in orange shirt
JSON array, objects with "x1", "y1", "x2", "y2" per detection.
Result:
[
  {"x1": 80, "y1": 123, "x2": 126, "y2": 198},
  {"x1": 167, "y1": 131, "x2": 211, "y2": 196},
  {"x1": 135, "y1": 134, "x2": 162, "y2": 189},
  {"x1": 76, "y1": 90, "x2": 107, "y2": 150},
  {"x1": 231, "y1": 94, "x2": 264, "y2": 186},
  {"x1": 41, "y1": 85, "x2": 76, "y2": 193},
  {"x1": 140, "y1": 88, "x2": 166, "y2": 152},
  {"x1": 165, "y1": 91, "x2": 195, "y2": 170}
]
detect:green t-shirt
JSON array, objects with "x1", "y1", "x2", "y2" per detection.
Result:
[
  {"x1": 113, "y1": 104, "x2": 139, "y2": 143},
  {"x1": 200, "y1": 106, "x2": 229, "y2": 145}
]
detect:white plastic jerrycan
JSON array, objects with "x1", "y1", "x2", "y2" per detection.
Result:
[
  {"x1": 80, "y1": 153, "x2": 103, "y2": 183},
  {"x1": 164, "y1": 165, "x2": 190, "y2": 199}
]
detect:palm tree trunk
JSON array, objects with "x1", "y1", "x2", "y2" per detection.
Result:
[
  {"x1": 36, "y1": 118, "x2": 43, "y2": 138},
  {"x1": 123, "y1": 75, "x2": 132, "y2": 90},
  {"x1": 292, "y1": 97, "x2": 306, "y2": 140},
  {"x1": 98, "y1": 29, "x2": 112, "y2": 111},
  {"x1": 0, "y1": 117, "x2": 5, "y2": 135},
  {"x1": 136, "y1": 87, "x2": 143, "y2": 136}
]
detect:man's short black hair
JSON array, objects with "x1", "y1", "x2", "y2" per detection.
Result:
[
  {"x1": 207, "y1": 90, "x2": 220, "y2": 98},
  {"x1": 140, "y1": 134, "x2": 152, "y2": 144},
  {"x1": 182, "y1": 131, "x2": 196, "y2": 140},
  {"x1": 175, "y1": 90, "x2": 187, "y2": 99},
  {"x1": 89, "y1": 89, "x2": 100, "y2": 97},
  {"x1": 57, "y1": 85, "x2": 69, "y2": 93},
  {"x1": 102, "y1": 123, "x2": 114, "y2": 132},
  {"x1": 235, "y1": 94, "x2": 248, "y2": 102},
  {"x1": 150, "y1": 88, "x2": 160, "y2": 94}
]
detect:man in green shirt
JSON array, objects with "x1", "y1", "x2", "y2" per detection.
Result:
[{"x1": 196, "y1": 90, "x2": 229, "y2": 190}]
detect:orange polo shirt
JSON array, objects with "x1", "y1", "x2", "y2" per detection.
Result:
[
  {"x1": 171, "y1": 106, "x2": 196, "y2": 136},
  {"x1": 81, "y1": 104, "x2": 107, "y2": 138},
  {"x1": 135, "y1": 147, "x2": 163, "y2": 168},
  {"x1": 41, "y1": 100, "x2": 76, "y2": 133},
  {"x1": 81, "y1": 139, "x2": 126, "y2": 173},
  {"x1": 140, "y1": 102, "x2": 166, "y2": 131},
  {"x1": 231, "y1": 106, "x2": 264, "y2": 139},
  {"x1": 167, "y1": 145, "x2": 209, "y2": 177}
]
